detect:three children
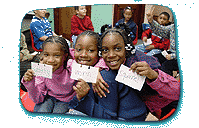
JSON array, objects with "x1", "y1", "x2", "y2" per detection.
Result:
[{"x1": 21, "y1": 5, "x2": 180, "y2": 121}]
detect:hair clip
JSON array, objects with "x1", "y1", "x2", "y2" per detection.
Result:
[
  {"x1": 98, "y1": 32, "x2": 102, "y2": 36},
  {"x1": 131, "y1": 49, "x2": 136, "y2": 54},
  {"x1": 127, "y1": 6, "x2": 132, "y2": 10},
  {"x1": 108, "y1": 24, "x2": 112, "y2": 28},
  {"x1": 98, "y1": 51, "x2": 102, "y2": 57},
  {"x1": 125, "y1": 44, "x2": 133, "y2": 50},
  {"x1": 115, "y1": 23, "x2": 120, "y2": 28}
]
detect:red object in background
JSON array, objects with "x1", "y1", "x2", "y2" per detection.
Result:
[
  {"x1": 30, "y1": 29, "x2": 43, "y2": 52},
  {"x1": 160, "y1": 108, "x2": 176, "y2": 121},
  {"x1": 20, "y1": 89, "x2": 35, "y2": 112}
]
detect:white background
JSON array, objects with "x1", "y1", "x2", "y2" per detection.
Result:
[{"x1": 0, "y1": 0, "x2": 198, "y2": 127}]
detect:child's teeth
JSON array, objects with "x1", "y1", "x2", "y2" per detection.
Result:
[{"x1": 110, "y1": 61, "x2": 117, "y2": 64}]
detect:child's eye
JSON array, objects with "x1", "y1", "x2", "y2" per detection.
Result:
[
  {"x1": 102, "y1": 49, "x2": 108, "y2": 53},
  {"x1": 88, "y1": 49, "x2": 94, "y2": 52},
  {"x1": 76, "y1": 48, "x2": 81, "y2": 52},
  {"x1": 43, "y1": 53, "x2": 48, "y2": 57},
  {"x1": 115, "y1": 47, "x2": 121, "y2": 51},
  {"x1": 55, "y1": 55, "x2": 60, "y2": 57}
]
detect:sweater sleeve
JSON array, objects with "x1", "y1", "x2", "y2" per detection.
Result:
[
  {"x1": 71, "y1": 16, "x2": 84, "y2": 35},
  {"x1": 149, "y1": 20, "x2": 170, "y2": 39},
  {"x1": 153, "y1": 38, "x2": 170, "y2": 50},
  {"x1": 146, "y1": 69, "x2": 180, "y2": 100},
  {"x1": 21, "y1": 76, "x2": 47, "y2": 104},
  {"x1": 86, "y1": 16, "x2": 94, "y2": 31},
  {"x1": 142, "y1": 29, "x2": 151, "y2": 39}
]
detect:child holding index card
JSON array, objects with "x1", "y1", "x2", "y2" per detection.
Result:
[
  {"x1": 135, "y1": 6, "x2": 171, "y2": 56},
  {"x1": 22, "y1": 36, "x2": 77, "y2": 113},
  {"x1": 70, "y1": 23, "x2": 180, "y2": 120},
  {"x1": 146, "y1": 6, "x2": 179, "y2": 78},
  {"x1": 21, "y1": 34, "x2": 107, "y2": 114}
]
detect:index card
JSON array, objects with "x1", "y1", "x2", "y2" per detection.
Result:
[
  {"x1": 70, "y1": 61, "x2": 99, "y2": 83},
  {"x1": 31, "y1": 62, "x2": 52, "y2": 79},
  {"x1": 115, "y1": 64, "x2": 146, "y2": 91},
  {"x1": 161, "y1": 50, "x2": 169, "y2": 58},
  {"x1": 143, "y1": 38, "x2": 152, "y2": 46}
]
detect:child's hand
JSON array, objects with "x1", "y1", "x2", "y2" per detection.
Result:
[
  {"x1": 145, "y1": 45, "x2": 155, "y2": 50},
  {"x1": 142, "y1": 37, "x2": 147, "y2": 42},
  {"x1": 166, "y1": 54, "x2": 172, "y2": 60},
  {"x1": 24, "y1": 69, "x2": 35, "y2": 82},
  {"x1": 129, "y1": 62, "x2": 158, "y2": 80},
  {"x1": 73, "y1": 79, "x2": 90, "y2": 101},
  {"x1": 92, "y1": 71, "x2": 110, "y2": 98}
]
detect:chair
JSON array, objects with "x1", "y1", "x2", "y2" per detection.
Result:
[{"x1": 30, "y1": 29, "x2": 43, "y2": 52}]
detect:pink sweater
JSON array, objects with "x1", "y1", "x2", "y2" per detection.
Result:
[{"x1": 21, "y1": 57, "x2": 107, "y2": 104}]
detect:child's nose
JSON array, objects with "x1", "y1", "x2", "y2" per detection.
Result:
[
  {"x1": 108, "y1": 51, "x2": 115, "y2": 58},
  {"x1": 80, "y1": 51, "x2": 88, "y2": 57},
  {"x1": 48, "y1": 56, "x2": 55, "y2": 62}
]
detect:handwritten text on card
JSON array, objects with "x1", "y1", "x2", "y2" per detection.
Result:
[
  {"x1": 71, "y1": 61, "x2": 98, "y2": 83},
  {"x1": 31, "y1": 62, "x2": 52, "y2": 79},
  {"x1": 115, "y1": 64, "x2": 146, "y2": 91}
]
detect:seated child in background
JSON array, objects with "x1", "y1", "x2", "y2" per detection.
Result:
[
  {"x1": 71, "y1": 6, "x2": 94, "y2": 48},
  {"x1": 135, "y1": 12, "x2": 171, "y2": 56},
  {"x1": 146, "y1": 8, "x2": 179, "y2": 78},
  {"x1": 116, "y1": 6, "x2": 138, "y2": 45},
  {"x1": 30, "y1": 9, "x2": 57, "y2": 50},
  {"x1": 20, "y1": 33, "x2": 36, "y2": 62}
]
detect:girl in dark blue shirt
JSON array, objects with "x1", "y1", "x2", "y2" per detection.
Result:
[{"x1": 117, "y1": 6, "x2": 138, "y2": 45}]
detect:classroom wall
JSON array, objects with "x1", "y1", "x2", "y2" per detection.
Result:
[
  {"x1": 91, "y1": 4, "x2": 113, "y2": 33},
  {"x1": 46, "y1": 8, "x2": 55, "y2": 32}
]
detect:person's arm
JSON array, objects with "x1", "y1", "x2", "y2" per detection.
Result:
[
  {"x1": 142, "y1": 29, "x2": 151, "y2": 42},
  {"x1": 21, "y1": 75, "x2": 47, "y2": 104},
  {"x1": 87, "y1": 16, "x2": 94, "y2": 31},
  {"x1": 146, "y1": 69, "x2": 180, "y2": 100},
  {"x1": 149, "y1": 20, "x2": 171, "y2": 39},
  {"x1": 31, "y1": 21, "x2": 48, "y2": 41},
  {"x1": 152, "y1": 38, "x2": 170, "y2": 50},
  {"x1": 52, "y1": 31, "x2": 58, "y2": 37}
]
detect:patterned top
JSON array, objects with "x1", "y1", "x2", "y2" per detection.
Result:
[
  {"x1": 149, "y1": 20, "x2": 176, "y2": 59},
  {"x1": 30, "y1": 16, "x2": 53, "y2": 50}
]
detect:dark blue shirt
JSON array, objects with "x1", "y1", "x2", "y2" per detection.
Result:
[{"x1": 117, "y1": 18, "x2": 137, "y2": 36}]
